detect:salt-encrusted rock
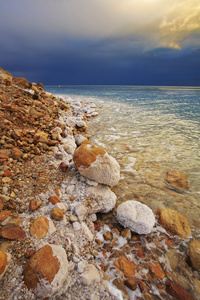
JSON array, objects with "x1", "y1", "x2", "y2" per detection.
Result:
[
  {"x1": 117, "y1": 201, "x2": 155, "y2": 234},
  {"x1": 75, "y1": 204, "x2": 87, "y2": 222},
  {"x1": 77, "y1": 260, "x2": 88, "y2": 273},
  {"x1": 86, "y1": 185, "x2": 117, "y2": 214},
  {"x1": 23, "y1": 244, "x2": 68, "y2": 298},
  {"x1": 66, "y1": 116, "x2": 76, "y2": 127},
  {"x1": 30, "y1": 216, "x2": 49, "y2": 239},
  {"x1": 165, "y1": 170, "x2": 189, "y2": 191},
  {"x1": 0, "y1": 250, "x2": 11, "y2": 280},
  {"x1": 73, "y1": 144, "x2": 120, "y2": 186},
  {"x1": 73, "y1": 222, "x2": 81, "y2": 231},
  {"x1": 157, "y1": 208, "x2": 191, "y2": 238},
  {"x1": 51, "y1": 127, "x2": 62, "y2": 141},
  {"x1": 80, "y1": 264, "x2": 100, "y2": 285},
  {"x1": 63, "y1": 136, "x2": 76, "y2": 154},
  {"x1": 189, "y1": 240, "x2": 200, "y2": 271},
  {"x1": 76, "y1": 120, "x2": 87, "y2": 128},
  {"x1": 75, "y1": 134, "x2": 89, "y2": 146},
  {"x1": 81, "y1": 222, "x2": 94, "y2": 241}
]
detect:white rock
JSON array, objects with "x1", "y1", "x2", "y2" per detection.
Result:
[
  {"x1": 117, "y1": 200, "x2": 155, "y2": 234},
  {"x1": 75, "y1": 134, "x2": 88, "y2": 146},
  {"x1": 81, "y1": 264, "x2": 100, "y2": 285},
  {"x1": 75, "y1": 204, "x2": 87, "y2": 222},
  {"x1": 35, "y1": 244, "x2": 69, "y2": 298},
  {"x1": 88, "y1": 214, "x2": 97, "y2": 222},
  {"x1": 51, "y1": 127, "x2": 62, "y2": 141},
  {"x1": 55, "y1": 203, "x2": 68, "y2": 212},
  {"x1": 77, "y1": 260, "x2": 88, "y2": 273},
  {"x1": 78, "y1": 151, "x2": 120, "y2": 186},
  {"x1": 66, "y1": 185, "x2": 75, "y2": 194},
  {"x1": 48, "y1": 218, "x2": 57, "y2": 235},
  {"x1": 66, "y1": 117, "x2": 76, "y2": 127},
  {"x1": 86, "y1": 178, "x2": 98, "y2": 186},
  {"x1": 76, "y1": 120, "x2": 86, "y2": 128},
  {"x1": 63, "y1": 136, "x2": 76, "y2": 155},
  {"x1": 81, "y1": 222, "x2": 94, "y2": 241},
  {"x1": 86, "y1": 185, "x2": 117, "y2": 214},
  {"x1": 73, "y1": 222, "x2": 81, "y2": 231}
]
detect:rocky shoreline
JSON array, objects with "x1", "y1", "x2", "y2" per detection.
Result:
[{"x1": 0, "y1": 67, "x2": 200, "y2": 299}]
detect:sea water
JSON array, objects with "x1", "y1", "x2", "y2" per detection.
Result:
[{"x1": 46, "y1": 85, "x2": 200, "y2": 239}]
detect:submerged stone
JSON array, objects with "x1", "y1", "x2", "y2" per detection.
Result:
[{"x1": 117, "y1": 200, "x2": 155, "y2": 234}]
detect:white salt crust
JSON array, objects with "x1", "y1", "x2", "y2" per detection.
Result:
[
  {"x1": 117, "y1": 200, "x2": 155, "y2": 234},
  {"x1": 79, "y1": 151, "x2": 120, "y2": 187}
]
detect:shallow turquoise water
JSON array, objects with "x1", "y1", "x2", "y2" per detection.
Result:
[{"x1": 46, "y1": 85, "x2": 200, "y2": 238}]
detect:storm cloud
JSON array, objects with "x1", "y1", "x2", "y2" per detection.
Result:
[{"x1": 0, "y1": 0, "x2": 200, "y2": 85}]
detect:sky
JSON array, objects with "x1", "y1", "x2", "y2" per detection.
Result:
[{"x1": 0, "y1": 0, "x2": 200, "y2": 86}]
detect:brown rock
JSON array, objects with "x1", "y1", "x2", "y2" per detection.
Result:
[
  {"x1": 59, "y1": 162, "x2": 68, "y2": 171},
  {"x1": 166, "y1": 281, "x2": 195, "y2": 300},
  {"x1": 13, "y1": 77, "x2": 30, "y2": 89},
  {"x1": 0, "y1": 250, "x2": 7, "y2": 275},
  {"x1": 134, "y1": 243, "x2": 145, "y2": 258},
  {"x1": 25, "y1": 249, "x2": 36, "y2": 259},
  {"x1": 103, "y1": 231, "x2": 113, "y2": 241},
  {"x1": 125, "y1": 278, "x2": 137, "y2": 291},
  {"x1": 157, "y1": 208, "x2": 191, "y2": 238},
  {"x1": 54, "y1": 187, "x2": 61, "y2": 197},
  {"x1": 121, "y1": 228, "x2": 131, "y2": 238},
  {"x1": 51, "y1": 207, "x2": 63, "y2": 221},
  {"x1": 48, "y1": 196, "x2": 61, "y2": 205},
  {"x1": 0, "y1": 226, "x2": 26, "y2": 240},
  {"x1": 166, "y1": 170, "x2": 189, "y2": 191},
  {"x1": 143, "y1": 292, "x2": 155, "y2": 300},
  {"x1": 113, "y1": 278, "x2": 129, "y2": 299},
  {"x1": 73, "y1": 144, "x2": 106, "y2": 169},
  {"x1": 23, "y1": 245, "x2": 60, "y2": 289},
  {"x1": 150, "y1": 261, "x2": 165, "y2": 279},
  {"x1": 189, "y1": 240, "x2": 200, "y2": 271},
  {"x1": 29, "y1": 200, "x2": 43, "y2": 212},
  {"x1": 0, "y1": 68, "x2": 12, "y2": 86},
  {"x1": 30, "y1": 217, "x2": 49, "y2": 239},
  {"x1": 0, "y1": 210, "x2": 12, "y2": 221},
  {"x1": 114, "y1": 254, "x2": 136, "y2": 278},
  {"x1": 11, "y1": 147, "x2": 23, "y2": 160}
]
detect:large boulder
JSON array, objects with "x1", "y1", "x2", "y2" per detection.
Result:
[
  {"x1": 157, "y1": 208, "x2": 191, "y2": 238},
  {"x1": 189, "y1": 240, "x2": 200, "y2": 271},
  {"x1": 23, "y1": 244, "x2": 68, "y2": 298},
  {"x1": 86, "y1": 184, "x2": 117, "y2": 214},
  {"x1": 165, "y1": 170, "x2": 189, "y2": 191},
  {"x1": 73, "y1": 144, "x2": 120, "y2": 186},
  {"x1": 117, "y1": 200, "x2": 155, "y2": 234}
]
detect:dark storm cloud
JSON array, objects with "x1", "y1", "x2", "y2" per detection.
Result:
[{"x1": 0, "y1": 0, "x2": 200, "y2": 85}]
